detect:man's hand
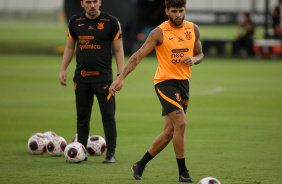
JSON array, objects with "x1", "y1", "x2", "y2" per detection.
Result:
[
  {"x1": 109, "y1": 78, "x2": 123, "y2": 96},
  {"x1": 180, "y1": 57, "x2": 195, "y2": 66},
  {"x1": 59, "y1": 71, "x2": 67, "y2": 86}
]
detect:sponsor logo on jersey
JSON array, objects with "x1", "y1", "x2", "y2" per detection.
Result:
[
  {"x1": 97, "y1": 22, "x2": 105, "y2": 30},
  {"x1": 178, "y1": 37, "x2": 184, "y2": 42},
  {"x1": 171, "y1": 48, "x2": 189, "y2": 65},
  {"x1": 100, "y1": 18, "x2": 110, "y2": 21},
  {"x1": 78, "y1": 36, "x2": 101, "y2": 50},
  {"x1": 169, "y1": 37, "x2": 175, "y2": 40},
  {"x1": 78, "y1": 24, "x2": 84, "y2": 27},
  {"x1": 172, "y1": 48, "x2": 189, "y2": 53},
  {"x1": 76, "y1": 17, "x2": 85, "y2": 21},
  {"x1": 164, "y1": 27, "x2": 172, "y2": 31},
  {"x1": 185, "y1": 31, "x2": 192, "y2": 40},
  {"x1": 88, "y1": 25, "x2": 94, "y2": 30},
  {"x1": 184, "y1": 25, "x2": 192, "y2": 30},
  {"x1": 182, "y1": 99, "x2": 188, "y2": 106},
  {"x1": 81, "y1": 70, "x2": 100, "y2": 77},
  {"x1": 175, "y1": 93, "x2": 181, "y2": 101},
  {"x1": 79, "y1": 44, "x2": 101, "y2": 50}
]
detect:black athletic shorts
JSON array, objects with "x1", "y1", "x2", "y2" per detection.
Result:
[{"x1": 154, "y1": 79, "x2": 189, "y2": 116}]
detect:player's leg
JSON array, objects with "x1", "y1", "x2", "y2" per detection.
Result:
[
  {"x1": 95, "y1": 81, "x2": 117, "y2": 163},
  {"x1": 148, "y1": 115, "x2": 174, "y2": 156},
  {"x1": 132, "y1": 115, "x2": 175, "y2": 179},
  {"x1": 168, "y1": 109, "x2": 192, "y2": 182},
  {"x1": 168, "y1": 110, "x2": 186, "y2": 158},
  {"x1": 75, "y1": 82, "x2": 94, "y2": 150}
]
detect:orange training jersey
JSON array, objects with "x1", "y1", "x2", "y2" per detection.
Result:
[{"x1": 154, "y1": 20, "x2": 195, "y2": 85}]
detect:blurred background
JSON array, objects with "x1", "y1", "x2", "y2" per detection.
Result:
[{"x1": 0, "y1": 0, "x2": 281, "y2": 58}]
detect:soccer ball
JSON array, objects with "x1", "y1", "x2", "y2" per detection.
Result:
[
  {"x1": 198, "y1": 177, "x2": 221, "y2": 184},
  {"x1": 71, "y1": 134, "x2": 78, "y2": 142},
  {"x1": 27, "y1": 133, "x2": 47, "y2": 154},
  {"x1": 64, "y1": 142, "x2": 86, "y2": 163},
  {"x1": 46, "y1": 136, "x2": 67, "y2": 156},
  {"x1": 44, "y1": 131, "x2": 58, "y2": 140},
  {"x1": 71, "y1": 133, "x2": 90, "y2": 143},
  {"x1": 87, "y1": 135, "x2": 106, "y2": 156}
]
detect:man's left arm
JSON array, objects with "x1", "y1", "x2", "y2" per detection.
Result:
[
  {"x1": 113, "y1": 38, "x2": 124, "y2": 89},
  {"x1": 180, "y1": 23, "x2": 204, "y2": 66}
]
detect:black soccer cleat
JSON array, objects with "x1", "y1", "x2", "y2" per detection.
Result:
[
  {"x1": 83, "y1": 155, "x2": 88, "y2": 161},
  {"x1": 131, "y1": 162, "x2": 146, "y2": 180},
  {"x1": 179, "y1": 170, "x2": 193, "y2": 182},
  {"x1": 102, "y1": 153, "x2": 116, "y2": 163}
]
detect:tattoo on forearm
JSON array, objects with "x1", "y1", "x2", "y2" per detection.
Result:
[
  {"x1": 122, "y1": 67, "x2": 128, "y2": 77},
  {"x1": 194, "y1": 40, "x2": 203, "y2": 54},
  {"x1": 129, "y1": 57, "x2": 138, "y2": 66}
]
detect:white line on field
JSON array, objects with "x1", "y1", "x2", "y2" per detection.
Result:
[{"x1": 191, "y1": 86, "x2": 225, "y2": 96}]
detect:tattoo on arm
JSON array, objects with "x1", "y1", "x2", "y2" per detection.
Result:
[
  {"x1": 176, "y1": 109, "x2": 184, "y2": 114},
  {"x1": 194, "y1": 23, "x2": 200, "y2": 41},
  {"x1": 129, "y1": 57, "x2": 138, "y2": 66},
  {"x1": 194, "y1": 40, "x2": 203, "y2": 55},
  {"x1": 148, "y1": 31, "x2": 154, "y2": 38}
]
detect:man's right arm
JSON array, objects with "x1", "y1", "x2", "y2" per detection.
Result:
[
  {"x1": 109, "y1": 27, "x2": 162, "y2": 95},
  {"x1": 59, "y1": 38, "x2": 76, "y2": 86}
]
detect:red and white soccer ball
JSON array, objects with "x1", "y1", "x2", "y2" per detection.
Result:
[
  {"x1": 64, "y1": 142, "x2": 87, "y2": 163},
  {"x1": 46, "y1": 136, "x2": 67, "y2": 156},
  {"x1": 198, "y1": 177, "x2": 221, "y2": 184},
  {"x1": 27, "y1": 133, "x2": 47, "y2": 154},
  {"x1": 71, "y1": 133, "x2": 90, "y2": 143},
  {"x1": 87, "y1": 135, "x2": 106, "y2": 156},
  {"x1": 72, "y1": 134, "x2": 78, "y2": 142},
  {"x1": 44, "y1": 131, "x2": 59, "y2": 140}
]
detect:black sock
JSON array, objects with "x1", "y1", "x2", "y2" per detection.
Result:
[
  {"x1": 177, "y1": 158, "x2": 188, "y2": 176},
  {"x1": 137, "y1": 151, "x2": 154, "y2": 166}
]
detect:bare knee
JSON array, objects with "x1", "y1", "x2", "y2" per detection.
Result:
[
  {"x1": 175, "y1": 120, "x2": 187, "y2": 134},
  {"x1": 163, "y1": 129, "x2": 174, "y2": 140}
]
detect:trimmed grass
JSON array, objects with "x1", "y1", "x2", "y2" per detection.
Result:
[
  {"x1": 0, "y1": 54, "x2": 281, "y2": 183},
  {"x1": 0, "y1": 21, "x2": 264, "y2": 54}
]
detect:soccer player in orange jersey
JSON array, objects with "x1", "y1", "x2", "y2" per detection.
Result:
[{"x1": 110, "y1": 0, "x2": 203, "y2": 182}]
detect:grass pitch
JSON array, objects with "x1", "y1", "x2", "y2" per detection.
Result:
[{"x1": 0, "y1": 53, "x2": 281, "y2": 184}]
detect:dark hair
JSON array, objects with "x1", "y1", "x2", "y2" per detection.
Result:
[{"x1": 165, "y1": 0, "x2": 187, "y2": 9}]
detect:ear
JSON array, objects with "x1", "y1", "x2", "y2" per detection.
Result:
[
  {"x1": 80, "y1": 1, "x2": 84, "y2": 8},
  {"x1": 165, "y1": 8, "x2": 169, "y2": 16}
]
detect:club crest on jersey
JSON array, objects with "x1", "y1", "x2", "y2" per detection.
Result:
[
  {"x1": 97, "y1": 22, "x2": 105, "y2": 30},
  {"x1": 185, "y1": 31, "x2": 192, "y2": 40}
]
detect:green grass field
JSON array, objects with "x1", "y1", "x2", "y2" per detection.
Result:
[
  {"x1": 0, "y1": 21, "x2": 265, "y2": 55},
  {"x1": 0, "y1": 53, "x2": 281, "y2": 184}
]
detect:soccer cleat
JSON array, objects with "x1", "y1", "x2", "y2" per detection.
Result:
[
  {"x1": 179, "y1": 171, "x2": 193, "y2": 182},
  {"x1": 102, "y1": 153, "x2": 116, "y2": 163},
  {"x1": 131, "y1": 162, "x2": 146, "y2": 180},
  {"x1": 83, "y1": 155, "x2": 88, "y2": 161}
]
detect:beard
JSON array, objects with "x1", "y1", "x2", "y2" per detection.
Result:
[
  {"x1": 86, "y1": 8, "x2": 98, "y2": 17},
  {"x1": 169, "y1": 15, "x2": 185, "y2": 26}
]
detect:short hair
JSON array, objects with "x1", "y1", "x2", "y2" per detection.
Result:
[{"x1": 165, "y1": 0, "x2": 187, "y2": 9}]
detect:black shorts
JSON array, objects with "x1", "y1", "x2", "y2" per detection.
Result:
[{"x1": 155, "y1": 79, "x2": 189, "y2": 116}]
